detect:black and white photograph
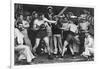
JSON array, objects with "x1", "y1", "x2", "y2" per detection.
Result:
[{"x1": 14, "y1": 3, "x2": 94, "y2": 65}]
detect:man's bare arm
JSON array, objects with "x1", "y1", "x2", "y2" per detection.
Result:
[{"x1": 43, "y1": 17, "x2": 56, "y2": 24}]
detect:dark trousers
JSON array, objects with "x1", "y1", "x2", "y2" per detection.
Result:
[
  {"x1": 79, "y1": 32, "x2": 85, "y2": 54},
  {"x1": 28, "y1": 29, "x2": 37, "y2": 48}
]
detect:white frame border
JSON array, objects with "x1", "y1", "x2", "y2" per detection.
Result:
[{"x1": 10, "y1": 0, "x2": 95, "y2": 69}]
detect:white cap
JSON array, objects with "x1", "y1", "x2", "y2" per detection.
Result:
[{"x1": 47, "y1": 6, "x2": 53, "y2": 9}]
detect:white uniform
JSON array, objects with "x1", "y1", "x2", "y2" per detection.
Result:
[
  {"x1": 14, "y1": 28, "x2": 24, "y2": 44},
  {"x1": 82, "y1": 35, "x2": 94, "y2": 57},
  {"x1": 14, "y1": 28, "x2": 35, "y2": 62},
  {"x1": 15, "y1": 45, "x2": 35, "y2": 62},
  {"x1": 68, "y1": 23, "x2": 78, "y2": 33},
  {"x1": 79, "y1": 21, "x2": 90, "y2": 31},
  {"x1": 62, "y1": 23, "x2": 69, "y2": 31}
]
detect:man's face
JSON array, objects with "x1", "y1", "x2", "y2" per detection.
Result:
[
  {"x1": 34, "y1": 13, "x2": 38, "y2": 18},
  {"x1": 19, "y1": 15, "x2": 23, "y2": 20},
  {"x1": 27, "y1": 16, "x2": 30, "y2": 20},
  {"x1": 18, "y1": 24, "x2": 23, "y2": 28},
  {"x1": 23, "y1": 21, "x2": 30, "y2": 28},
  {"x1": 18, "y1": 24, "x2": 23, "y2": 31},
  {"x1": 82, "y1": 19, "x2": 86, "y2": 23},
  {"x1": 39, "y1": 15, "x2": 43, "y2": 20},
  {"x1": 48, "y1": 9, "x2": 53, "y2": 13},
  {"x1": 68, "y1": 21, "x2": 73, "y2": 24},
  {"x1": 85, "y1": 33, "x2": 89, "y2": 37},
  {"x1": 41, "y1": 14, "x2": 45, "y2": 18},
  {"x1": 55, "y1": 17, "x2": 58, "y2": 21}
]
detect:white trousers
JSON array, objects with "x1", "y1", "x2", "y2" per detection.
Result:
[
  {"x1": 82, "y1": 47, "x2": 94, "y2": 57},
  {"x1": 15, "y1": 45, "x2": 35, "y2": 62}
]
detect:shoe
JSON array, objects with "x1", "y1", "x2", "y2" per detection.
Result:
[
  {"x1": 72, "y1": 55, "x2": 76, "y2": 59},
  {"x1": 32, "y1": 51, "x2": 37, "y2": 56},
  {"x1": 31, "y1": 58, "x2": 35, "y2": 62},
  {"x1": 54, "y1": 51, "x2": 57, "y2": 55},
  {"x1": 48, "y1": 55, "x2": 53, "y2": 60},
  {"x1": 60, "y1": 56, "x2": 64, "y2": 58}
]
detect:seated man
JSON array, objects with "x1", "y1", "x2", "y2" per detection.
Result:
[
  {"x1": 81, "y1": 32, "x2": 94, "y2": 60},
  {"x1": 14, "y1": 22, "x2": 35, "y2": 64}
]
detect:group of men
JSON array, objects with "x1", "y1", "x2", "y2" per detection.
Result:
[{"x1": 14, "y1": 6, "x2": 94, "y2": 64}]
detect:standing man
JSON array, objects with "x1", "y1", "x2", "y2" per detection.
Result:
[
  {"x1": 78, "y1": 19, "x2": 90, "y2": 54},
  {"x1": 52, "y1": 16, "x2": 62, "y2": 55},
  {"x1": 28, "y1": 12, "x2": 38, "y2": 48},
  {"x1": 32, "y1": 13, "x2": 56, "y2": 59},
  {"x1": 61, "y1": 20, "x2": 79, "y2": 57},
  {"x1": 21, "y1": 20, "x2": 32, "y2": 50},
  {"x1": 45, "y1": 6, "x2": 55, "y2": 54}
]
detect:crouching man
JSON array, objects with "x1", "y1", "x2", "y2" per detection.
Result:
[
  {"x1": 81, "y1": 32, "x2": 94, "y2": 60},
  {"x1": 14, "y1": 22, "x2": 35, "y2": 64}
]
